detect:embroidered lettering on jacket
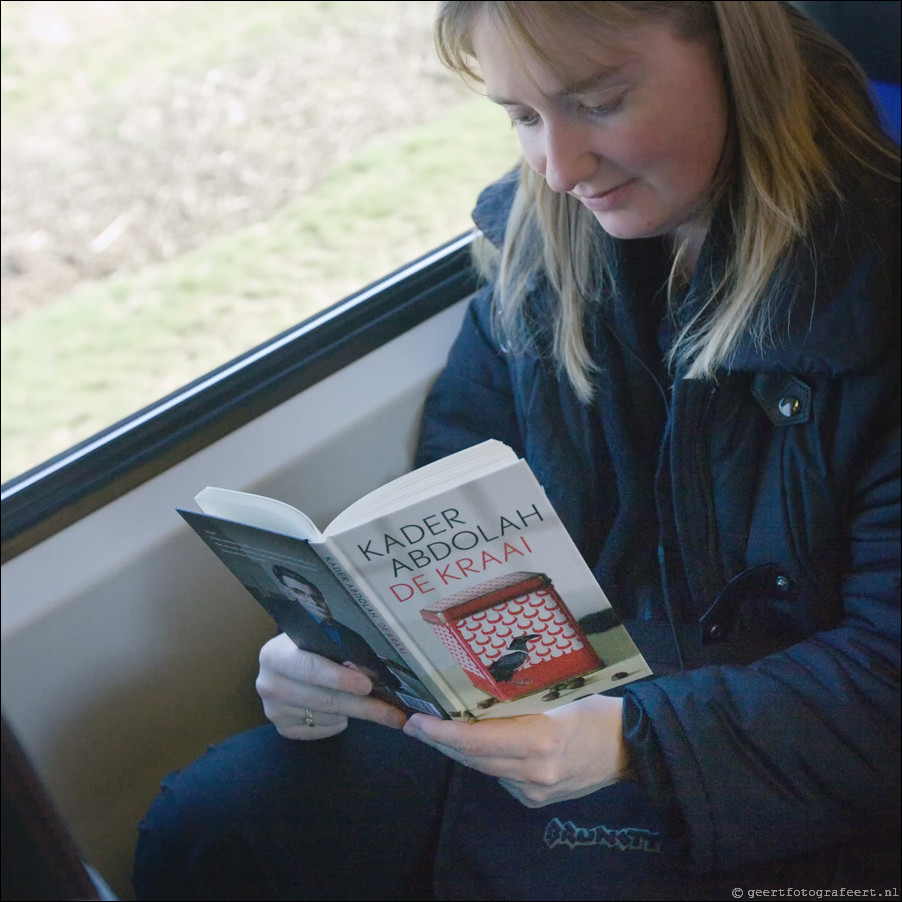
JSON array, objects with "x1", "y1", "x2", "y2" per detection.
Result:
[{"x1": 543, "y1": 817, "x2": 663, "y2": 853}]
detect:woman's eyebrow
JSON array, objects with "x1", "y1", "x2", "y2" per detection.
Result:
[
  {"x1": 487, "y1": 66, "x2": 623, "y2": 106},
  {"x1": 559, "y1": 65, "x2": 624, "y2": 97}
]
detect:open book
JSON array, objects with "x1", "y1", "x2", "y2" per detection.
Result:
[{"x1": 179, "y1": 440, "x2": 651, "y2": 721}]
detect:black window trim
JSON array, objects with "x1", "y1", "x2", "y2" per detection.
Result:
[{"x1": 1, "y1": 231, "x2": 480, "y2": 563}]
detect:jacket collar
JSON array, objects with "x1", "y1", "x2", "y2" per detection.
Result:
[
  {"x1": 472, "y1": 168, "x2": 519, "y2": 249},
  {"x1": 471, "y1": 172, "x2": 899, "y2": 378},
  {"x1": 701, "y1": 191, "x2": 900, "y2": 377}
]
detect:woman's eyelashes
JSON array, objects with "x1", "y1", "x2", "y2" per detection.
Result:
[
  {"x1": 581, "y1": 93, "x2": 626, "y2": 117},
  {"x1": 503, "y1": 92, "x2": 627, "y2": 129}
]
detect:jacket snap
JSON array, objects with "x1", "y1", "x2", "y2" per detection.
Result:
[{"x1": 752, "y1": 373, "x2": 812, "y2": 425}]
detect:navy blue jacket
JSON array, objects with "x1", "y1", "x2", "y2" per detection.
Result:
[{"x1": 416, "y1": 171, "x2": 900, "y2": 879}]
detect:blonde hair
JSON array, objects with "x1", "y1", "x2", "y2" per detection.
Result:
[{"x1": 436, "y1": 1, "x2": 900, "y2": 399}]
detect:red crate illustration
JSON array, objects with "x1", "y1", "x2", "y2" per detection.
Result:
[{"x1": 420, "y1": 571, "x2": 602, "y2": 702}]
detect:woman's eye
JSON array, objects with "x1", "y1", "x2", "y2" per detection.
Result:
[
  {"x1": 582, "y1": 94, "x2": 625, "y2": 117},
  {"x1": 510, "y1": 111, "x2": 540, "y2": 128}
]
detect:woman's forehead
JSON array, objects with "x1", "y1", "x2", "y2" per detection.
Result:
[{"x1": 473, "y1": 14, "x2": 680, "y2": 98}]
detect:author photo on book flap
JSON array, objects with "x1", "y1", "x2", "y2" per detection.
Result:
[
  {"x1": 133, "y1": 2, "x2": 901, "y2": 900},
  {"x1": 263, "y1": 563, "x2": 445, "y2": 718},
  {"x1": 266, "y1": 564, "x2": 404, "y2": 695},
  {"x1": 180, "y1": 509, "x2": 447, "y2": 719}
]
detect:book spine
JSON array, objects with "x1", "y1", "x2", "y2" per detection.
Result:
[
  {"x1": 315, "y1": 549, "x2": 411, "y2": 658},
  {"x1": 314, "y1": 542, "x2": 472, "y2": 717}
]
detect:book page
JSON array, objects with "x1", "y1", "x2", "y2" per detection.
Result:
[
  {"x1": 195, "y1": 487, "x2": 325, "y2": 541},
  {"x1": 324, "y1": 440, "x2": 517, "y2": 535},
  {"x1": 193, "y1": 440, "x2": 517, "y2": 542}
]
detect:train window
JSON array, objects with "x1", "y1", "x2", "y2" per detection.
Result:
[{"x1": 1, "y1": 1, "x2": 519, "y2": 493}]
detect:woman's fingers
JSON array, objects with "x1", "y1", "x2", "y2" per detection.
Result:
[{"x1": 256, "y1": 633, "x2": 407, "y2": 737}]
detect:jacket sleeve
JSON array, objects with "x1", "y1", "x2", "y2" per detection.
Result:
[
  {"x1": 414, "y1": 287, "x2": 525, "y2": 468},
  {"x1": 623, "y1": 390, "x2": 901, "y2": 876}
]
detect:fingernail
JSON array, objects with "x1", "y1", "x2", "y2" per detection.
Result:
[{"x1": 403, "y1": 714, "x2": 424, "y2": 735}]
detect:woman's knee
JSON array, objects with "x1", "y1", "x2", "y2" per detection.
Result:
[{"x1": 133, "y1": 722, "x2": 452, "y2": 900}]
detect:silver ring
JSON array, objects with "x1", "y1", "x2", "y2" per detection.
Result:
[{"x1": 304, "y1": 708, "x2": 315, "y2": 727}]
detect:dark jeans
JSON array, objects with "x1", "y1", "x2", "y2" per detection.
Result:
[
  {"x1": 131, "y1": 721, "x2": 708, "y2": 902},
  {"x1": 133, "y1": 722, "x2": 453, "y2": 901},
  {"x1": 136, "y1": 717, "x2": 890, "y2": 901}
]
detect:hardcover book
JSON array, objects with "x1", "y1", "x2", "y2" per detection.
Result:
[{"x1": 179, "y1": 440, "x2": 651, "y2": 721}]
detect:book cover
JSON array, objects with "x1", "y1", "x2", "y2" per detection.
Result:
[{"x1": 318, "y1": 456, "x2": 651, "y2": 720}]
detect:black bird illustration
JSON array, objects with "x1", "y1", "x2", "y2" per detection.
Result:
[{"x1": 488, "y1": 634, "x2": 541, "y2": 683}]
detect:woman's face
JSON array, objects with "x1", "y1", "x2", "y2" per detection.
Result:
[{"x1": 472, "y1": 12, "x2": 728, "y2": 255}]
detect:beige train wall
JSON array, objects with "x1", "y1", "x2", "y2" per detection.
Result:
[{"x1": 1, "y1": 300, "x2": 467, "y2": 900}]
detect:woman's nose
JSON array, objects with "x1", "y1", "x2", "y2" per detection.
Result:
[{"x1": 542, "y1": 120, "x2": 599, "y2": 194}]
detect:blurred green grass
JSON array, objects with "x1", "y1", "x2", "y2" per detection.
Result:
[
  {"x1": 2, "y1": 100, "x2": 518, "y2": 480},
  {"x1": 1, "y1": 1, "x2": 520, "y2": 482},
  {"x1": 2, "y1": 1, "x2": 373, "y2": 123}
]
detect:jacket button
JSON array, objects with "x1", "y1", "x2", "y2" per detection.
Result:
[
  {"x1": 776, "y1": 574, "x2": 790, "y2": 591},
  {"x1": 706, "y1": 623, "x2": 724, "y2": 641},
  {"x1": 778, "y1": 396, "x2": 801, "y2": 418}
]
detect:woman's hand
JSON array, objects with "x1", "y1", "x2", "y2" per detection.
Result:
[
  {"x1": 256, "y1": 633, "x2": 408, "y2": 740},
  {"x1": 403, "y1": 694, "x2": 630, "y2": 806}
]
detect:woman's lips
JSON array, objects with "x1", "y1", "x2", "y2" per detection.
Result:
[{"x1": 574, "y1": 179, "x2": 635, "y2": 212}]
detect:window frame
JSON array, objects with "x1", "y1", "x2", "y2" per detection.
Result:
[{"x1": 0, "y1": 232, "x2": 479, "y2": 563}]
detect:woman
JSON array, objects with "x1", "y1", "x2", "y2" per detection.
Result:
[{"x1": 134, "y1": 3, "x2": 900, "y2": 899}]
